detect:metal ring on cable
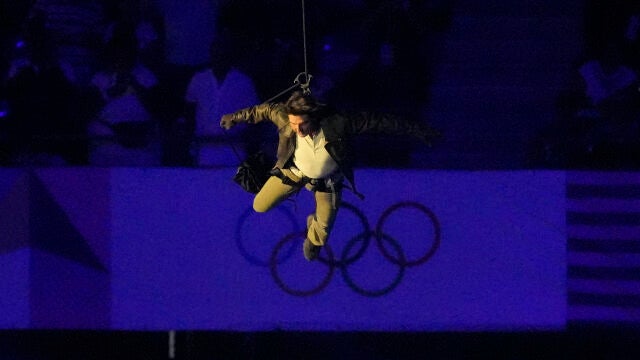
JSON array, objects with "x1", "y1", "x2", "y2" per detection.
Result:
[{"x1": 294, "y1": 72, "x2": 313, "y2": 95}]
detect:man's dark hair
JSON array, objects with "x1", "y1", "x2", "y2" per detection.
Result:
[{"x1": 284, "y1": 91, "x2": 325, "y2": 116}]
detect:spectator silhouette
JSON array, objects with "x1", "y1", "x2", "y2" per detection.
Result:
[
  {"x1": 4, "y1": 11, "x2": 88, "y2": 165},
  {"x1": 87, "y1": 28, "x2": 162, "y2": 166},
  {"x1": 27, "y1": 0, "x2": 105, "y2": 88},
  {"x1": 183, "y1": 34, "x2": 261, "y2": 167},
  {"x1": 103, "y1": 0, "x2": 165, "y2": 74},
  {"x1": 579, "y1": 43, "x2": 638, "y2": 112},
  {"x1": 577, "y1": 44, "x2": 640, "y2": 168},
  {"x1": 543, "y1": 43, "x2": 640, "y2": 169}
]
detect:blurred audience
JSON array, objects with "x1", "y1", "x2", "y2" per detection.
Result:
[
  {"x1": 0, "y1": 0, "x2": 451, "y2": 168},
  {"x1": 27, "y1": 0, "x2": 106, "y2": 88}
]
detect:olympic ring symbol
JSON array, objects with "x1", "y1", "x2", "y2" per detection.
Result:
[
  {"x1": 268, "y1": 201, "x2": 441, "y2": 297},
  {"x1": 235, "y1": 205, "x2": 300, "y2": 266},
  {"x1": 376, "y1": 202, "x2": 441, "y2": 267}
]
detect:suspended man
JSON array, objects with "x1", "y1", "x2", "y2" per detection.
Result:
[{"x1": 220, "y1": 91, "x2": 440, "y2": 261}]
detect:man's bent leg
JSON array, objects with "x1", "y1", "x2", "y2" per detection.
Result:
[
  {"x1": 253, "y1": 176, "x2": 299, "y2": 213},
  {"x1": 307, "y1": 190, "x2": 342, "y2": 246}
]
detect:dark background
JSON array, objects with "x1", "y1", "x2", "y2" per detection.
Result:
[{"x1": 1, "y1": 0, "x2": 640, "y2": 358}]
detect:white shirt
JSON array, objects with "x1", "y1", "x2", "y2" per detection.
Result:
[
  {"x1": 91, "y1": 64, "x2": 158, "y2": 124},
  {"x1": 185, "y1": 68, "x2": 258, "y2": 166},
  {"x1": 185, "y1": 68, "x2": 258, "y2": 136},
  {"x1": 292, "y1": 129, "x2": 338, "y2": 179},
  {"x1": 579, "y1": 60, "x2": 638, "y2": 105}
]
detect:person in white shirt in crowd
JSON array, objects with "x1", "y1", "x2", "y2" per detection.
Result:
[
  {"x1": 87, "y1": 30, "x2": 162, "y2": 166},
  {"x1": 184, "y1": 35, "x2": 260, "y2": 167}
]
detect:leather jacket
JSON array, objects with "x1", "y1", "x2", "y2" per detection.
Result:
[{"x1": 227, "y1": 103, "x2": 439, "y2": 197}]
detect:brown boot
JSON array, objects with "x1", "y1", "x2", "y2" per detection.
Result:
[{"x1": 303, "y1": 215, "x2": 320, "y2": 261}]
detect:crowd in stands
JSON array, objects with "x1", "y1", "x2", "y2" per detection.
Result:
[
  {"x1": 0, "y1": 0, "x2": 448, "y2": 168},
  {"x1": 3, "y1": 1, "x2": 638, "y2": 170},
  {"x1": 534, "y1": 0, "x2": 640, "y2": 169}
]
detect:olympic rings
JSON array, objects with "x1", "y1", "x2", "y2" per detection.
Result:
[
  {"x1": 270, "y1": 231, "x2": 335, "y2": 297},
  {"x1": 317, "y1": 201, "x2": 370, "y2": 267},
  {"x1": 263, "y1": 201, "x2": 441, "y2": 297},
  {"x1": 339, "y1": 231, "x2": 406, "y2": 297},
  {"x1": 235, "y1": 205, "x2": 300, "y2": 266},
  {"x1": 375, "y1": 202, "x2": 440, "y2": 267}
]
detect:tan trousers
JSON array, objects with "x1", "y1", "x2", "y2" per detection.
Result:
[{"x1": 253, "y1": 170, "x2": 341, "y2": 246}]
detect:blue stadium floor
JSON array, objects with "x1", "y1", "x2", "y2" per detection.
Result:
[{"x1": 1, "y1": 323, "x2": 639, "y2": 359}]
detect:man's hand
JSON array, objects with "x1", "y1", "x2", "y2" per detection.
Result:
[{"x1": 220, "y1": 114, "x2": 235, "y2": 130}]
